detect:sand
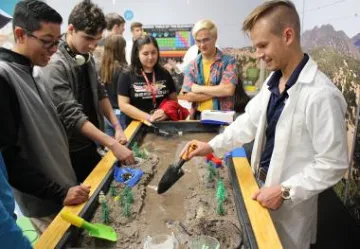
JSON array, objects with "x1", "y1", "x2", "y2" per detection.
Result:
[{"x1": 78, "y1": 133, "x2": 243, "y2": 249}]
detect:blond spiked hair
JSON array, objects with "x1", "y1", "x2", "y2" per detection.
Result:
[{"x1": 242, "y1": 0, "x2": 300, "y2": 41}]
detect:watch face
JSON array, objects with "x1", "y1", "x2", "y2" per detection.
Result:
[
  {"x1": 282, "y1": 191, "x2": 290, "y2": 199},
  {"x1": 281, "y1": 186, "x2": 291, "y2": 200}
]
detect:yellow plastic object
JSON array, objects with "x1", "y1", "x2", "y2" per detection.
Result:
[
  {"x1": 60, "y1": 210, "x2": 117, "y2": 242},
  {"x1": 181, "y1": 143, "x2": 197, "y2": 160},
  {"x1": 60, "y1": 211, "x2": 84, "y2": 228},
  {"x1": 142, "y1": 119, "x2": 152, "y2": 127},
  {"x1": 244, "y1": 85, "x2": 257, "y2": 92}
]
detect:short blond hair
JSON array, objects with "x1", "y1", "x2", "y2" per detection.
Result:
[
  {"x1": 242, "y1": 0, "x2": 300, "y2": 41},
  {"x1": 192, "y1": 19, "x2": 217, "y2": 38}
]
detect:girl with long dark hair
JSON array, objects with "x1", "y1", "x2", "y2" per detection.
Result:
[{"x1": 117, "y1": 35, "x2": 178, "y2": 125}]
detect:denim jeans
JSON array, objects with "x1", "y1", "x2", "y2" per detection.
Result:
[{"x1": 104, "y1": 109, "x2": 127, "y2": 137}]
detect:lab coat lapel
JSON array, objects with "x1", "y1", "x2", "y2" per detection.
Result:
[
  {"x1": 251, "y1": 87, "x2": 271, "y2": 173},
  {"x1": 266, "y1": 82, "x2": 302, "y2": 185},
  {"x1": 265, "y1": 57, "x2": 318, "y2": 185}
]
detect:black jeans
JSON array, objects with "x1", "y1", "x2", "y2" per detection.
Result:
[{"x1": 70, "y1": 143, "x2": 101, "y2": 183}]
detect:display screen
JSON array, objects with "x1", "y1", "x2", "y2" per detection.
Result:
[{"x1": 144, "y1": 25, "x2": 195, "y2": 51}]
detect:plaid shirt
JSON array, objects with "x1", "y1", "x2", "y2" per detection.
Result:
[{"x1": 182, "y1": 49, "x2": 238, "y2": 110}]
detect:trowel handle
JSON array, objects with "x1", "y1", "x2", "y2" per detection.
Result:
[
  {"x1": 60, "y1": 211, "x2": 85, "y2": 228},
  {"x1": 141, "y1": 119, "x2": 153, "y2": 127},
  {"x1": 142, "y1": 119, "x2": 160, "y2": 131},
  {"x1": 181, "y1": 143, "x2": 198, "y2": 160}
]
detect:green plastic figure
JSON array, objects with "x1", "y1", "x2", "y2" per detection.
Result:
[
  {"x1": 216, "y1": 201, "x2": 225, "y2": 216},
  {"x1": 207, "y1": 163, "x2": 217, "y2": 182},
  {"x1": 98, "y1": 191, "x2": 110, "y2": 223},
  {"x1": 131, "y1": 142, "x2": 148, "y2": 159},
  {"x1": 216, "y1": 180, "x2": 227, "y2": 215},
  {"x1": 123, "y1": 201, "x2": 131, "y2": 217},
  {"x1": 138, "y1": 149, "x2": 147, "y2": 159},
  {"x1": 132, "y1": 142, "x2": 141, "y2": 158},
  {"x1": 119, "y1": 186, "x2": 134, "y2": 217},
  {"x1": 216, "y1": 180, "x2": 227, "y2": 202},
  {"x1": 123, "y1": 186, "x2": 134, "y2": 204},
  {"x1": 101, "y1": 201, "x2": 110, "y2": 224},
  {"x1": 109, "y1": 183, "x2": 117, "y2": 197}
]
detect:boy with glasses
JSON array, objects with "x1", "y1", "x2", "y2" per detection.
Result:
[
  {"x1": 0, "y1": 0, "x2": 90, "y2": 234},
  {"x1": 0, "y1": 10, "x2": 33, "y2": 249},
  {"x1": 179, "y1": 19, "x2": 238, "y2": 119}
]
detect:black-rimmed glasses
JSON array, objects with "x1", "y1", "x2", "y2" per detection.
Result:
[{"x1": 24, "y1": 29, "x2": 64, "y2": 49}]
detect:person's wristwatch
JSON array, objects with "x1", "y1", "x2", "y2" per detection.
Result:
[{"x1": 281, "y1": 185, "x2": 291, "y2": 200}]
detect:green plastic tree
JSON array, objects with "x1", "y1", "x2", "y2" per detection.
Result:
[
  {"x1": 216, "y1": 180, "x2": 227, "y2": 202},
  {"x1": 124, "y1": 186, "x2": 134, "y2": 204},
  {"x1": 138, "y1": 150, "x2": 147, "y2": 159},
  {"x1": 123, "y1": 201, "x2": 131, "y2": 217},
  {"x1": 119, "y1": 186, "x2": 134, "y2": 217},
  {"x1": 216, "y1": 180, "x2": 227, "y2": 215},
  {"x1": 207, "y1": 163, "x2": 217, "y2": 182},
  {"x1": 98, "y1": 191, "x2": 110, "y2": 223},
  {"x1": 109, "y1": 183, "x2": 117, "y2": 197},
  {"x1": 132, "y1": 142, "x2": 140, "y2": 157},
  {"x1": 216, "y1": 201, "x2": 225, "y2": 216},
  {"x1": 131, "y1": 142, "x2": 148, "y2": 159},
  {"x1": 101, "y1": 201, "x2": 110, "y2": 224}
]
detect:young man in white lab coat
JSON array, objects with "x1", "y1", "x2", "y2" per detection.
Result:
[{"x1": 181, "y1": 1, "x2": 349, "y2": 249}]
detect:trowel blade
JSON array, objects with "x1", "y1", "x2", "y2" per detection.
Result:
[
  {"x1": 157, "y1": 164, "x2": 184, "y2": 194},
  {"x1": 153, "y1": 126, "x2": 171, "y2": 137}
]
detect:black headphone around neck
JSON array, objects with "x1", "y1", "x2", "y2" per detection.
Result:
[{"x1": 63, "y1": 43, "x2": 91, "y2": 66}]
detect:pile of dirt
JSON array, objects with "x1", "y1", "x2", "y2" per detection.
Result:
[{"x1": 79, "y1": 153, "x2": 159, "y2": 249}]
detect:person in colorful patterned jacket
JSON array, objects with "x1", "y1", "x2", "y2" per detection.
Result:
[{"x1": 179, "y1": 19, "x2": 238, "y2": 119}]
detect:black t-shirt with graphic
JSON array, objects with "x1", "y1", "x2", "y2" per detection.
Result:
[{"x1": 117, "y1": 67, "x2": 176, "y2": 125}]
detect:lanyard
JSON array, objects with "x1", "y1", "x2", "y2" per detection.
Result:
[{"x1": 141, "y1": 70, "x2": 157, "y2": 109}]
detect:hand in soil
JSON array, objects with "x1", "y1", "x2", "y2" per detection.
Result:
[
  {"x1": 63, "y1": 184, "x2": 91, "y2": 206},
  {"x1": 108, "y1": 142, "x2": 135, "y2": 165},
  {"x1": 252, "y1": 185, "x2": 283, "y2": 210},
  {"x1": 182, "y1": 140, "x2": 214, "y2": 159}
]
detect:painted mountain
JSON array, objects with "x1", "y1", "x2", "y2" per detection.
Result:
[
  {"x1": 302, "y1": 24, "x2": 360, "y2": 60},
  {"x1": 304, "y1": 25, "x2": 360, "y2": 221},
  {"x1": 352, "y1": 33, "x2": 360, "y2": 49}
]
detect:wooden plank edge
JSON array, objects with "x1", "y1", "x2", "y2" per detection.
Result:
[{"x1": 232, "y1": 152, "x2": 282, "y2": 249}]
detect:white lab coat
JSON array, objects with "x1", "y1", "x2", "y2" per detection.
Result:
[{"x1": 209, "y1": 57, "x2": 349, "y2": 249}]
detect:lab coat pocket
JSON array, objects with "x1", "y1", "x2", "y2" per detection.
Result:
[{"x1": 289, "y1": 111, "x2": 305, "y2": 147}]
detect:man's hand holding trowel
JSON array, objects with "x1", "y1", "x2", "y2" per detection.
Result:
[{"x1": 180, "y1": 140, "x2": 214, "y2": 159}]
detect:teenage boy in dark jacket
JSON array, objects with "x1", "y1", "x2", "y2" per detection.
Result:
[
  {"x1": 0, "y1": 11, "x2": 33, "y2": 249},
  {"x1": 0, "y1": 0, "x2": 90, "y2": 233},
  {"x1": 39, "y1": 0, "x2": 134, "y2": 182}
]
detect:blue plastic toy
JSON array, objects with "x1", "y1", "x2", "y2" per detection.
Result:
[{"x1": 114, "y1": 166, "x2": 144, "y2": 188}]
